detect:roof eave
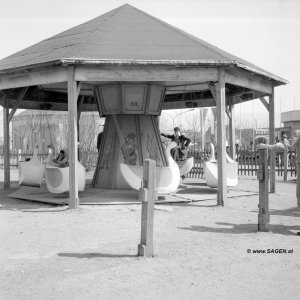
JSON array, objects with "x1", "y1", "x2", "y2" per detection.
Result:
[
  {"x1": 0, "y1": 58, "x2": 288, "y2": 87},
  {"x1": 235, "y1": 62, "x2": 288, "y2": 86}
]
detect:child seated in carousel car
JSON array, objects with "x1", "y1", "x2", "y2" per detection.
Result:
[{"x1": 53, "y1": 150, "x2": 69, "y2": 167}]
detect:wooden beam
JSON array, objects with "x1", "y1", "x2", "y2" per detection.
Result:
[
  {"x1": 77, "y1": 95, "x2": 84, "y2": 121},
  {"x1": 138, "y1": 159, "x2": 156, "y2": 257},
  {"x1": 3, "y1": 98, "x2": 10, "y2": 189},
  {"x1": 75, "y1": 66, "x2": 219, "y2": 82},
  {"x1": 259, "y1": 97, "x2": 270, "y2": 111},
  {"x1": 77, "y1": 82, "x2": 82, "y2": 97},
  {"x1": 225, "y1": 68, "x2": 273, "y2": 94},
  {"x1": 77, "y1": 95, "x2": 84, "y2": 161},
  {"x1": 295, "y1": 130, "x2": 300, "y2": 207},
  {"x1": 225, "y1": 106, "x2": 231, "y2": 119},
  {"x1": 166, "y1": 83, "x2": 209, "y2": 94},
  {"x1": 200, "y1": 108, "x2": 205, "y2": 151},
  {"x1": 216, "y1": 68, "x2": 227, "y2": 206},
  {"x1": 8, "y1": 87, "x2": 29, "y2": 123},
  {"x1": 94, "y1": 88, "x2": 103, "y2": 117},
  {"x1": 228, "y1": 102, "x2": 236, "y2": 160},
  {"x1": 208, "y1": 84, "x2": 217, "y2": 105},
  {"x1": 162, "y1": 97, "x2": 215, "y2": 109},
  {"x1": 269, "y1": 89, "x2": 276, "y2": 193},
  {"x1": 258, "y1": 148, "x2": 270, "y2": 232},
  {"x1": 0, "y1": 67, "x2": 68, "y2": 90},
  {"x1": 68, "y1": 66, "x2": 79, "y2": 209}
]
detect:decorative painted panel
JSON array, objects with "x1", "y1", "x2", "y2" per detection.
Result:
[
  {"x1": 146, "y1": 85, "x2": 165, "y2": 115},
  {"x1": 122, "y1": 85, "x2": 147, "y2": 114},
  {"x1": 99, "y1": 85, "x2": 121, "y2": 114}
]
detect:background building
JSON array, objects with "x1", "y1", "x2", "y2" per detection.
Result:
[
  {"x1": 11, "y1": 110, "x2": 104, "y2": 153},
  {"x1": 281, "y1": 110, "x2": 300, "y2": 138}
]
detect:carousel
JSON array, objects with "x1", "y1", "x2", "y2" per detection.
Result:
[{"x1": 0, "y1": 4, "x2": 287, "y2": 208}]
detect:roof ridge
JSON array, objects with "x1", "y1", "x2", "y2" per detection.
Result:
[{"x1": 63, "y1": 5, "x2": 123, "y2": 58}]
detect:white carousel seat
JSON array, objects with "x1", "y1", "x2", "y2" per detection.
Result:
[
  {"x1": 45, "y1": 162, "x2": 86, "y2": 194},
  {"x1": 204, "y1": 143, "x2": 238, "y2": 188},
  {"x1": 120, "y1": 141, "x2": 180, "y2": 194},
  {"x1": 177, "y1": 157, "x2": 194, "y2": 177},
  {"x1": 19, "y1": 146, "x2": 45, "y2": 187}
]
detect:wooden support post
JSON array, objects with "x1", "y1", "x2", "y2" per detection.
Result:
[
  {"x1": 138, "y1": 159, "x2": 156, "y2": 257},
  {"x1": 295, "y1": 130, "x2": 300, "y2": 207},
  {"x1": 269, "y1": 89, "x2": 276, "y2": 193},
  {"x1": 200, "y1": 108, "x2": 205, "y2": 151},
  {"x1": 257, "y1": 148, "x2": 270, "y2": 232},
  {"x1": 283, "y1": 150, "x2": 288, "y2": 182},
  {"x1": 68, "y1": 66, "x2": 79, "y2": 209},
  {"x1": 3, "y1": 98, "x2": 10, "y2": 189},
  {"x1": 8, "y1": 87, "x2": 28, "y2": 123},
  {"x1": 228, "y1": 101, "x2": 236, "y2": 160},
  {"x1": 77, "y1": 95, "x2": 84, "y2": 161},
  {"x1": 216, "y1": 68, "x2": 227, "y2": 206}
]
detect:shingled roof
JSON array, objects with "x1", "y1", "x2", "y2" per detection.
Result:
[{"x1": 0, "y1": 4, "x2": 286, "y2": 84}]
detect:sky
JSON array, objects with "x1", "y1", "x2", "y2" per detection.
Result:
[{"x1": 0, "y1": 0, "x2": 299, "y2": 129}]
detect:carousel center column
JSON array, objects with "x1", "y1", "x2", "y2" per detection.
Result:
[{"x1": 93, "y1": 83, "x2": 167, "y2": 188}]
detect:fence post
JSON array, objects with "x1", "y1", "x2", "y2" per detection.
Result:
[
  {"x1": 257, "y1": 148, "x2": 270, "y2": 232},
  {"x1": 138, "y1": 159, "x2": 156, "y2": 257}
]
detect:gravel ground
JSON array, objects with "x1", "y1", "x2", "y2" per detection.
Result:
[{"x1": 0, "y1": 170, "x2": 299, "y2": 300}]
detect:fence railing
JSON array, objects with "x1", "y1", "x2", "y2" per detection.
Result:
[
  {"x1": 0, "y1": 147, "x2": 297, "y2": 180},
  {"x1": 186, "y1": 147, "x2": 297, "y2": 179}
]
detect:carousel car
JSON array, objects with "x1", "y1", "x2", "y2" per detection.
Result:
[
  {"x1": 204, "y1": 143, "x2": 238, "y2": 188},
  {"x1": 45, "y1": 162, "x2": 86, "y2": 194},
  {"x1": 19, "y1": 145, "x2": 45, "y2": 187},
  {"x1": 120, "y1": 141, "x2": 180, "y2": 194}
]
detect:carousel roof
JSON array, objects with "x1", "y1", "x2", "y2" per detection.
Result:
[{"x1": 0, "y1": 4, "x2": 286, "y2": 84}]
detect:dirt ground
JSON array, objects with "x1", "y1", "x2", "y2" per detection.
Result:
[{"x1": 0, "y1": 170, "x2": 299, "y2": 300}]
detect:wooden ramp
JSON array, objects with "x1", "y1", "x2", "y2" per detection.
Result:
[{"x1": 7, "y1": 181, "x2": 258, "y2": 205}]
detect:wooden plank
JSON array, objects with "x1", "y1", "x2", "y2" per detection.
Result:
[
  {"x1": 243, "y1": 147, "x2": 246, "y2": 176},
  {"x1": 77, "y1": 95, "x2": 84, "y2": 121},
  {"x1": 138, "y1": 159, "x2": 156, "y2": 257},
  {"x1": 94, "y1": 88, "x2": 103, "y2": 117},
  {"x1": 75, "y1": 66, "x2": 219, "y2": 82},
  {"x1": 77, "y1": 95, "x2": 84, "y2": 161},
  {"x1": 208, "y1": 84, "x2": 217, "y2": 105},
  {"x1": 162, "y1": 97, "x2": 215, "y2": 109},
  {"x1": 3, "y1": 98, "x2": 10, "y2": 189},
  {"x1": 216, "y1": 68, "x2": 226, "y2": 206},
  {"x1": 0, "y1": 67, "x2": 68, "y2": 90},
  {"x1": 200, "y1": 108, "x2": 205, "y2": 151},
  {"x1": 67, "y1": 65, "x2": 79, "y2": 209},
  {"x1": 258, "y1": 148, "x2": 270, "y2": 232},
  {"x1": 259, "y1": 97, "x2": 269, "y2": 111},
  {"x1": 228, "y1": 102, "x2": 236, "y2": 160},
  {"x1": 269, "y1": 89, "x2": 276, "y2": 193},
  {"x1": 225, "y1": 68, "x2": 273, "y2": 94},
  {"x1": 283, "y1": 150, "x2": 288, "y2": 181},
  {"x1": 295, "y1": 130, "x2": 300, "y2": 207},
  {"x1": 0, "y1": 98, "x2": 69, "y2": 111},
  {"x1": 8, "y1": 87, "x2": 29, "y2": 123}
]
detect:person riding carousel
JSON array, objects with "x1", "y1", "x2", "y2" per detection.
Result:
[{"x1": 160, "y1": 127, "x2": 191, "y2": 161}]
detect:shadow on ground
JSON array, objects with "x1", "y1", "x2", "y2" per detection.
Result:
[
  {"x1": 179, "y1": 222, "x2": 300, "y2": 236},
  {"x1": 265, "y1": 207, "x2": 300, "y2": 218},
  {"x1": 57, "y1": 252, "x2": 137, "y2": 259},
  {"x1": 176, "y1": 187, "x2": 217, "y2": 194}
]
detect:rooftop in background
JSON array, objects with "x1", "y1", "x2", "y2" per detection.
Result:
[{"x1": 281, "y1": 110, "x2": 300, "y2": 123}]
